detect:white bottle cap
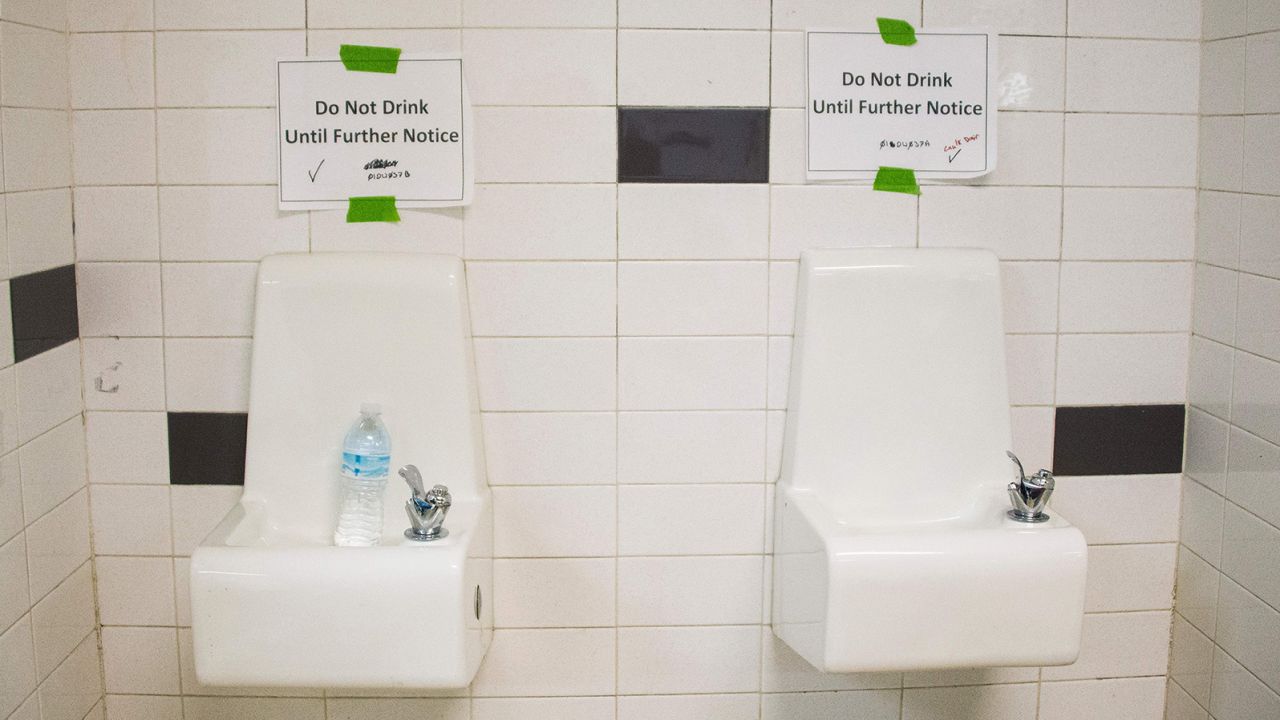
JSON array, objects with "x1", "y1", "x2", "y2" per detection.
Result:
[{"x1": 360, "y1": 402, "x2": 382, "y2": 415}]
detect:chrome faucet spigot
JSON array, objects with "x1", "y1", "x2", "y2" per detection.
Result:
[
  {"x1": 1005, "y1": 451, "x2": 1054, "y2": 523},
  {"x1": 400, "y1": 465, "x2": 451, "y2": 541}
]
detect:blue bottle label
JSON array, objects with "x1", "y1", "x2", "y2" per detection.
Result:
[{"x1": 342, "y1": 452, "x2": 390, "y2": 478}]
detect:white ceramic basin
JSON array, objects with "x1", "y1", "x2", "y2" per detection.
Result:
[
  {"x1": 774, "y1": 490, "x2": 1085, "y2": 672},
  {"x1": 190, "y1": 254, "x2": 492, "y2": 688},
  {"x1": 192, "y1": 500, "x2": 491, "y2": 688}
]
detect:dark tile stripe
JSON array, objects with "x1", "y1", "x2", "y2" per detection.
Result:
[
  {"x1": 618, "y1": 107, "x2": 770, "y2": 183},
  {"x1": 10, "y1": 264, "x2": 78, "y2": 363},
  {"x1": 168, "y1": 412, "x2": 248, "y2": 485},
  {"x1": 1053, "y1": 405, "x2": 1185, "y2": 476}
]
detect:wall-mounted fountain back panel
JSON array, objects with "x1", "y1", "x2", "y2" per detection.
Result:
[
  {"x1": 783, "y1": 248, "x2": 1013, "y2": 527},
  {"x1": 242, "y1": 253, "x2": 486, "y2": 544}
]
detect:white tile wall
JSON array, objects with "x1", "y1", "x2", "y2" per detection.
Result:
[
  {"x1": 1170, "y1": 4, "x2": 1280, "y2": 718},
  {"x1": 0, "y1": 9, "x2": 99, "y2": 720},
  {"x1": 49, "y1": 1, "x2": 1218, "y2": 719}
]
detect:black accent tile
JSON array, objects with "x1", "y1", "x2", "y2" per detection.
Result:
[
  {"x1": 1053, "y1": 405, "x2": 1185, "y2": 476},
  {"x1": 618, "y1": 107, "x2": 770, "y2": 183},
  {"x1": 10, "y1": 264, "x2": 78, "y2": 363},
  {"x1": 168, "y1": 412, "x2": 248, "y2": 485}
]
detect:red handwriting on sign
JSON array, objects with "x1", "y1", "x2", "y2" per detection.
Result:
[{"x1": 942, "y1": 133, "x2": 981, "y2": 154}]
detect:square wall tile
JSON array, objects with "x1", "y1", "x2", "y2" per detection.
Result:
[
  {"x1": 1056, "y1": 334, "x2": 1189, "y2": 405},
  {"x1": 81, "y1": 338, "x2": 166, "y2": 411},
  {"x1": 77, "y1": 263, "x2": 163, "y2": 337},
  {"x1": 618, "y1": 484, "x2": 764, "y2": 555},
  {"x1": 618, "y1": 625, "x2": 761, "y2": 694},
  {"x1": 1, "y1": 24, "x2": 70, "y2": 109},
  {"x1": 464, "y1": 184, "x2": 617, "y2": 261},
  {"x1": 18, "y1": 418, "x2": 86, "y2": 526},
  {"x1": 619, "y1": 108, "x2": 769, "y2": 183},
  {"x1": 163, "y1": 338, "x2": 252, "y2": 412},
  {"x1": 619, "y1": 262, "x2": 767, "y2": 335},
  {"x1": 156, "y1": 0, "x2": 305, "y2": 28},
  {"x1": 7, "y1": 189, "x2": 75, "y2": 278},
  {"x1": 902, "y1": 683, "x2": 1037, "y2": 720},
  {"x1": 619, "y1": 337, "x2": 766, "y2": 410},
  {"x1": 1065, "y1": 114, "x2": 1198, "y2": 187},
  {"x1": 493, "y1": 486, "x2": 615, "y2": 558},
  {"x1": 464, "y1": 0, "x2": 615, "y2": 27},
  {"x1": 1066, "y1": 39, "x2": 1198, "y2": 113},
  {"x1": 95, "y1": 556, "x2": 176, "y2": 626},
  {"x1": 618, "y1": 556, "x2": 763, "y2": 625},
  {"x1": 306, "y1": 0, "x2": 457, "y2": 28},
  {"x1": 71, "y1": 0, "x2": 154, "y2": 31},
  {"x1": 1059, "y1": 262, "x2": 1187, "y2": 333},
  {"x1": 466, "y1": 262, "x2": 616, "y2": 337},
  {"x1": 157, "y1": 109, "x2": 276, "y2": 184},
  {"x1": 1050, "y1": 475, "x2": 1180, "y2": 544},
  {"x1": 620, "y1": 0, "x2": 769, "y2": 29},
  {"x1": 768, "y1": 186, "x2": 916, "y2": 259},
  {"x1": 1037, "y1": 677, "x2": 1167, "y2": 720},
  {"x1": 918, "y1": 187, "x2": 1060, "y2": 260},
  {"x1": 90, "y1": 484, "x2": 172, "y2": 556},
  {"x1": 70, "y1": 33, "x2": 155, "y2": 109},
  {"x1": 924, "y1": 0, "x2": 1064, "y2": 34},
  {"x1": 161, "y1": 263, "x2": 257, "y2": 337},
  {"x1": 481, "y1": 412, "x2": 616, "y2": 486},
  {"x1": 619, "y1": 30, "x2": 769, "y2": 106},
  {"x1": 472, "y1": 629, "x2": 615, "y2": 697},
  {"x1": 30, "y1": 563, "x2": 94, "y2": 680},
  {"x1": 772, "y1": 0, "x2": 919, "y2": 30},
  {"x1": 1041, "y1": 611, "x2": 1171, "y2": 680},
  {"x1": 1062, "y1": 189, "x2": 1196, "y2": 260},
  {"x1": 475, "y1": 107, "x2": 615, "y2": 183},
  {"x1": 1226, "y1": 427, "x2": 1280, "y2": 529},
  {"x1": 2, "y1": 0, "x2": 69, "y2": 29},
  {"x1": 167, "y1": 412, "x2": 248, "y2": 485},
  {"x1": 25, "y1": 490, "x2": 91, "y2": 601},
  {"x1": 463, "y1": 29, "x2": 615, "y2": 106},
  {"x1": 618, "y1": 411, "x2": 765, "y2": 484},
  {"x1": 618, "y1": 185, "x2": 768, "y2": 260},
  {"x1": 169, "y1": 485, "x2": 242, "y2": 556},
  {"x1": 3, "y1": 109, "x2": 72, "y2": 192},
  {"x1": 1068, "y1": 0, "x2": 1200, "y2": 38},
  {"x1": 156, "y1": 31, "x2": 305, "y2": 107},
  {"x1": 492, "y1": 558, "x2": 615, "y2": 628},
  {"x1": 1083, "y1": 544, "x2": 1175, "y2": 612},
  {"x1": 74, "y1": 187, "x2": 160, "y2": 262},
  {"x1": 101, "y1": 626, "x2": 180, "y2": 694},
  {"x1": 474, "y1": 338, "x2": 616, "y2": 411},
  {"x1": 0, "y1": 534, "x2": 29, "y2": 630},
  {"x1": 73, "y1": 110, "x2": 157, "y2": 185},
  {"x1": 0, "y1": 617, "x2": 37, "y2": 718},
  {"x1": 10, "y1": 265, "x2": 78, "y2": 363},
  {"x1": 15, "y1": 341, "x2": 83, "y2": 445},
  {"x1": 160, "y1": 186, "x2": 308, "y2": 261}
]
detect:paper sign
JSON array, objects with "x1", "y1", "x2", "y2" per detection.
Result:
[
  {"x1": 277, "y1": 55, "x2": 472, "y2": 210},
  {"x1": 806, "y1": 29, "x2": 997, "y2": 180}
]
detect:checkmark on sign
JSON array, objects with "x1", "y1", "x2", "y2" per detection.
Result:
[
  {"x1": 308, "y1": 159, "x2": 325, "y2": 182},
  {"x1": 948, "y1": 149, "x2": 962, "y2": 163}
]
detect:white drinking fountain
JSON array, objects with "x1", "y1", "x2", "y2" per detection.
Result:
[
  {"x1": 190, "y1": 253, "x2": 492, "y2": 689},
  {"x1": 772, "y1": 247, "x2": 1087, "y2": 673}
]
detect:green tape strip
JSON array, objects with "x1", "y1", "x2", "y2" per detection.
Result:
[
  {"x1": 876, "y1": 17, "x2": 917, "y2": 46},
  {"x1": 347, "y1": 196, "x2": 401, "y2": 223},
  {"x1": 873, "y1": 167, "x2": 921, "y2": 195},
  {"x1": 340, "y1": 44, "x2": 401, "y2": 73}
]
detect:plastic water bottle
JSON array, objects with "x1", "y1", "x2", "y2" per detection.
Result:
[{"x1": 333, "y1": 403, "x2": 391, "y2": 547}]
